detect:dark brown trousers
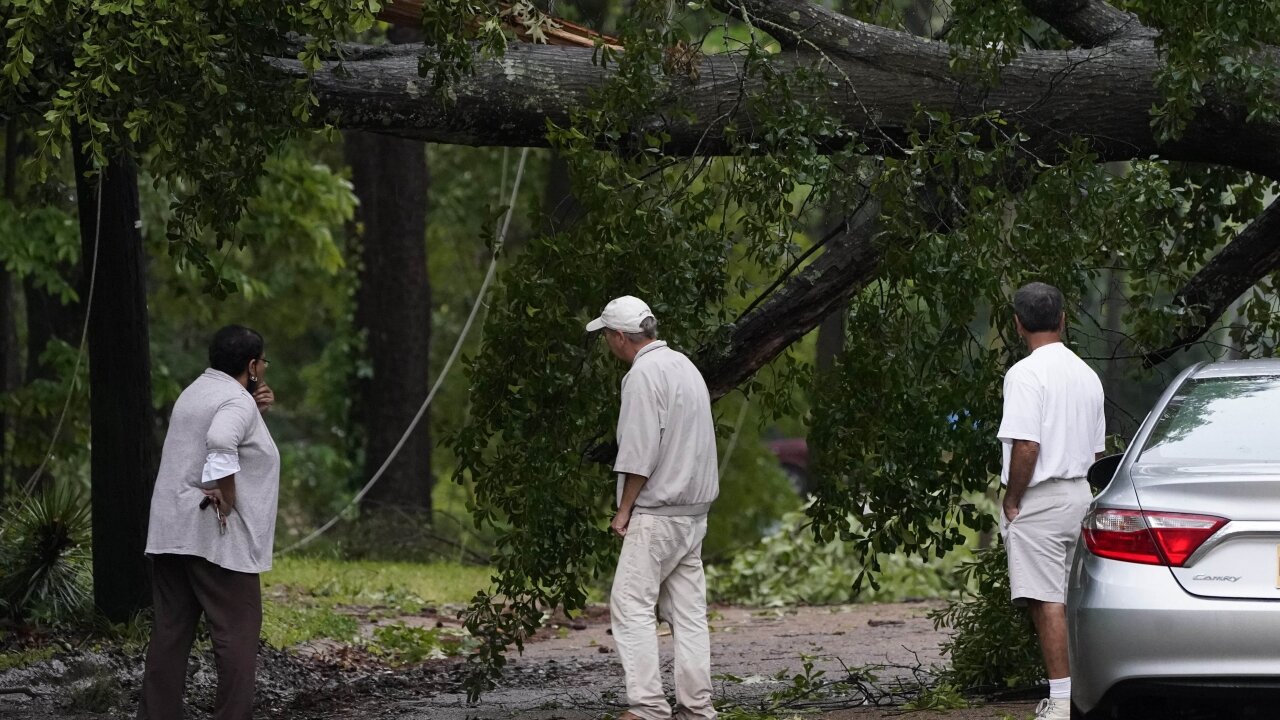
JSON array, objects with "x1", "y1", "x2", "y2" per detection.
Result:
[{"x1": 137, "y1": 554, "x2": 262, "y2": 720}]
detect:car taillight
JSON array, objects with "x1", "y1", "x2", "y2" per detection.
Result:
[{"x1": 1082, "y1": 508, "x2": 1228, "y2": 567}]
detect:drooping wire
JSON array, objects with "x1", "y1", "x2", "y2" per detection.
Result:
[
  {"x1": 717, "y1": 395, "x2": 751, "y2": 478},
  {"x1": 277, "y1": 147, "x2": 531, "y2": 556}
]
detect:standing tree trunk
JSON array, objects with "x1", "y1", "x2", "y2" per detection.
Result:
[
  {"x1": 22, "y1": 279, "x2": 82, "y2": 382},
  {"x1": 346, "y1": 130, "x2": 433, "y2": 515},
  {"x1": 1102, "y1": 266, "x2": 1127, "y2": 435},
  {"x1": 14, "y1": 276, "x2": 83, "y2": 493},
  {"x1": 812, "y1": 210, "x2": 851, "y2": 376},
  {"x1": 0, "y1": 280, "x2": 10, "y2": 502},
  {"x1": 0, "y1": 120, "x2": 18, "y2": 502},
  {"x1": 814, "y1": 308, "x2": 845, "y2": 376},
  {"x1": 72, "y1": 143, "x2": 157, "y2": 620},
  {"x1": 542, "y1": 150, "x2": 582, "y2": 238}
]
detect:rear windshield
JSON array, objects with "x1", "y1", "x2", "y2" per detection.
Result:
[{"x1": 1142, "y1": 375, "x2": 1280, "y2": 463}]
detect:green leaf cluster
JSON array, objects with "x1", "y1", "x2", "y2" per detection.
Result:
[
  {"x1": 417, "y1": 0, "x2": 508, "y2": 91},
  {"x1": 931, "y1": 545, "x2": 1043, "y2": 691},
  {"x1": 0, "y1": 0, "x2": 379, "y2": 282},
  {"x1": 369, "y1": 622, "x2": 477, "y2": 664},
  {"x1": 0, "y1": 199, "x2": 80, "y2": 303},
  {"x1": 707, "y1": 502, "x2": 984, "y2": 607},
  {"x1": 1119, "y1": 0, "x2": 1280, "y2": 140},
  {"x1": 1, "y1": 339, "x2": 90, "y2": 481}
]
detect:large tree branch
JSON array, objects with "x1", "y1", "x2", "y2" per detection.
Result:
[
  {"x1": 280, "y1": 0, "x2": 1280, "y2": 391},
  {"x1": 1145, "y1": 197, "x2": 1280, "y2": 366},
  {"x1": 274, "y1": 31, "x2": 1280, "y2": 179},
  {"x1": 713, "y1": 0, "x2": 940, "y2": 61},
  {"x1": 723, "y1": 0, "x2": 1152, "y2": 54},
  {"x1": 696, "y1": 199, "x2": 883, "y2": 400},
  {"x1": 1022, "y1": 0, "x2": 1155, "y2": 48}
]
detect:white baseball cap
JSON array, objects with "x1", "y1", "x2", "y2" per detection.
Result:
[{"x1": 586, "y1": 295, "x2": 655, "y2": 333}]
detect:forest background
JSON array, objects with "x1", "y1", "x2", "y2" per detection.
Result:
[{"x1": 2, "y1": 0, "x2": 1277, "y2": 704}]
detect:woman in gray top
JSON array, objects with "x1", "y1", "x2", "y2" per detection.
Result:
[{"x1": 138, "y1": 325, "x2": 279, "y2": 720}]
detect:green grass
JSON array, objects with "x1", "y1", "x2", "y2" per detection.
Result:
[
  {"x1": 266, "y1": 556, "x2": 492, "y2": 609},
  {"x1": 0, "y1": 558, "x2": 493, "y2": 656},
  {"x1": 261, "y1": 602, "x2": 362, "y2": 648},
  {"x1": 260, "y1": 557, "x2": 493, "y2": 649},
  {"x1": 0, "y1": 646, "x2": 56, "y2": 671}
]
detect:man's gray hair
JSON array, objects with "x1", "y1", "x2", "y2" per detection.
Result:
[
  {"x1": 1013, "y1": 282, "x2": 1064, "y2": 333},
  {"x1": 624, "y1": 316, "x2": 658, "y2": 342}
]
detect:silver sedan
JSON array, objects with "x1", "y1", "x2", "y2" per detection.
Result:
[{"x1": 1069, "y1": 359, "x2": 1280, "y2": 718}]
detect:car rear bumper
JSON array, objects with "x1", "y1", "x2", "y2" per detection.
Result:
[{"x1": 1068, "y1": 556, "x2": 1280, "y2": 712}]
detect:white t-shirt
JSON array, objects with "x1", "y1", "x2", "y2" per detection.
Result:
[
  {"x1": 998, "y1": 342, "x2": 1105, "y2": 487},
  {"x1": 613, "y1": 341, "x2": 720, "y2": 515}
]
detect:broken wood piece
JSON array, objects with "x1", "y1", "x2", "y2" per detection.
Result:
[{"x1": 377, "y1": 0, "x2": 624, "y2": 51}]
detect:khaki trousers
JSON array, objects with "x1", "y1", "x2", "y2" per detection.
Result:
[
  {"x1": 610, "y1": 513, "x2": 716, "y2": 720},
  {"x1": 137, "y1": 553, "x2": 262, "y2": 720}
]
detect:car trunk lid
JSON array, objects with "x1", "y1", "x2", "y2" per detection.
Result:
[{"x1": 1131, "y1": 463, "x2": 1280, "y2": 600}]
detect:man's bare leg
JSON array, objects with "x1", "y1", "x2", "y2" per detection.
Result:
[{"x1": 1026, "y1": 599, "x2": 1069, "y2": 678}]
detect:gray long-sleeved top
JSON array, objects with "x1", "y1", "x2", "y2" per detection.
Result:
[{"x1": 145, "y1": 369, "x2": 280, "y2": 573}]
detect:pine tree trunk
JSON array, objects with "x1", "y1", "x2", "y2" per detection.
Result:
[
  {"x1": 0, "y1": 120, "x2": 17, "y2": 502},
  {"x1": 346, "y1": 131, "x2": 433, "y2": 515},
  {"x1": 72, "y1": 142, "x2": 158, "y2": 621},
  {"x1": 0, "y1": 274, "x2": 10, "y2": 503}
]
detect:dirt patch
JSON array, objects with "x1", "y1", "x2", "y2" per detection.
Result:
[
  {"x1": 386, "y1": 601, "x2": 1041, "y2": 720},
  {"x1": 1, "y1": 601, "x2": 1038, "y2": 719}
]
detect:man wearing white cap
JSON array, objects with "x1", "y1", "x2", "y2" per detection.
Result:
[{"x1": 587, "y1": 295, "x2": 719, "y2": 720}]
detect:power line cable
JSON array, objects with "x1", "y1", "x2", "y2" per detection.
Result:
[
  {"x1": 717, "y1": 396, "x2": 751, "y2": 478},
  {"x1": 277, "y1": 146, "x2": 531, "y2": 556}
]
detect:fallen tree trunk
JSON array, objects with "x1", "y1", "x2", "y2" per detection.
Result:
[{"x1": 271, "y1": 24, "x2": 1280, "y2": 179}]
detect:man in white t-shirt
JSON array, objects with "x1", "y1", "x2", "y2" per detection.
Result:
[
  {"x1": 587, "y1": 295, "x2": 719, "y2": 720},
  {"x1": 997, "y1": 282, "x2": 1105, "y2": 720}
]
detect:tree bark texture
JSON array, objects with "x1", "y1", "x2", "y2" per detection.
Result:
[
  {"x1": 1021, "y1": 0, "x2": 1154, "y2": 47},
  {"x1": 71, "y1": 144, "x2": 158, "y2": 621},
  {"x1": 347, "y1": 130, "x2": 434, "y2": 514},
  {"x1": 812, "y1": 209, "x2": 851, "y2": 377},
  {"x1": 0, "y1": 119, "x2": 17, "y2": 500},
  {"x1": 274, "y1": 24, "x2": 1280, "y2": 180},
  {"x1": 0, "y1": 270, "x2": 9, "y2": 501},
  {"x1": 814, "y1": 299, "x2": 846, "y2": 376},
  {"x1": 697, "y1": 198, "x2": 882, "y2": 400}
]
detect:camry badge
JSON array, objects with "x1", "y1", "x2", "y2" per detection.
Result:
[{"x1": 1192, "y1": 575, "x2": 1241, "y2": 582}]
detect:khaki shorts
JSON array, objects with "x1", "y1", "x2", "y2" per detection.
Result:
[{"x1": 1000, "y1": 478, "x2": 1092, "y2": 605}]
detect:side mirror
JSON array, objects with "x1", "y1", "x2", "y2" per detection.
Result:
[{"x1": 1087, "y1": 454, "x2": 1123, "y2": 491}]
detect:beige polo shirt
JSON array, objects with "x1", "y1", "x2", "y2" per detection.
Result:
[{"x1": 613, "y1": 341, "x2": 719, "y2": 516}]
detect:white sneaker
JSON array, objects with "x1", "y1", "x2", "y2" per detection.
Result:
[{"x1": 1034, "y1": 697, "x2": 1071, "y2": 720}]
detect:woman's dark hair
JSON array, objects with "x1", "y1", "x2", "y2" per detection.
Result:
[{"x1": 209, "y1": 325, "x2": 264, "y2": 376}]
